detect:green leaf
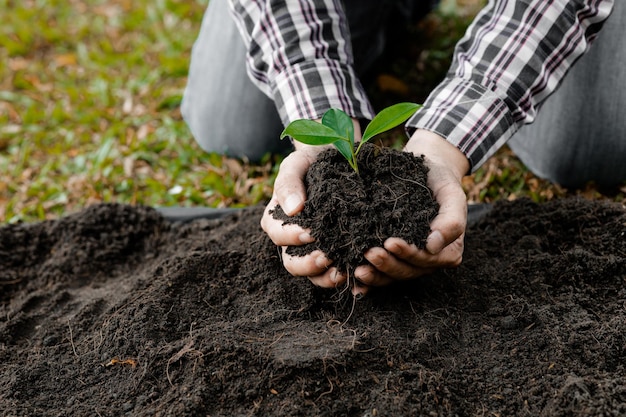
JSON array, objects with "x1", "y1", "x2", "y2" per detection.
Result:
[
  {"x1": 280, "y1": 119, "x2": 345, "y2": 146},
  {"x1": 361, "y1": 102, "x2": 421, "y2": 143},
  {"x1": 333, "y1": 140, "x2": 354, "y2": 164},
  {"x1": 322, "y1": 108, "x2": 355, "y2": 149}
]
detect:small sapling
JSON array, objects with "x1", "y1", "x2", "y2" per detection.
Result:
[{"x1": 280, "y1": 102, "x2": 421, "y2": 174}]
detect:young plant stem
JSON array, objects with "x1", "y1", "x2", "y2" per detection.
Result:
[{"x1": 349, "y1": 145, "x2": 359, "y2": 174}]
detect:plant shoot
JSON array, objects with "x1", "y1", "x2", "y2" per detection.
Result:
[{"x1": 280, "y1": 102, "x2": 421, "y2": 173}]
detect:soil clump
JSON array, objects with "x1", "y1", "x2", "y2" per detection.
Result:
[
  {"x1": 1, "y1": 197, "x2": 626, "y2": 416},
  {"x1": 272, "y1": 142, "x2": 439, "y2": 274}
]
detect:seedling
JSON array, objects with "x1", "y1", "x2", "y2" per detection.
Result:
[{"x1": 280, "y1": 102, "x2": 421, "y2": 174}]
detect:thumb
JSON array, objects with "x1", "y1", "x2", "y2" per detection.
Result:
[
  {"x1": 425, "y1": 178, "x2": 467, "y2": 254},
  {"x1": 273, "y1": 150, "x2": 315, "y2": 216}
]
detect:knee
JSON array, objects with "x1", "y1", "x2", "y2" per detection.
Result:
[
  {"x1": 181, "y1": 97, "x2": 289, "y2": 161},
  {"x1": 181, "y1": 93, "x2": 219, "y2": 153},
  {"x1": 517, "y1": 148, "x2": 624, "y2": 189}
]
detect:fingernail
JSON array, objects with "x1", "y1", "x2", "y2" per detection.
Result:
[
  {"x1": 330, "y1": 270, "x2": 339, "y2": 283},
  {"x1": 283, "y1": 194, "x2": 302, "y2": 215},
  {"x1": 355, "y1": 267, "x2": 371, "y2": 283},
  {"x1": 426, "y1": 230, "x2": 444, "y2": 255},
  {"x1": 299, "y1": 232, "x2": 314, "y2": 244},
  {"x1": 370, "y1": 254, "x2": 383, "y2": 267},
  {"x1": 315, "y1": 254, "x2": 330, "y2": 269}
]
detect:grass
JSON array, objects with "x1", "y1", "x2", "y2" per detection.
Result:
[
  {"x1": 0, "y1": 0, "x2": 279, "y2": 223},
  {"x1": 0, "y1": 0, "x2": 623, "y2": 223}
]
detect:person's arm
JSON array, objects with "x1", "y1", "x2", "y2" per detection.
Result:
[
  {"x1": 406, "y1": 0, "x2": 615, "y2": 170},
  {"x1": 354, "y1": 0, "x2": 615, "y2": 290},
  {"x1": 227, "y1": 0, "x2": 375, "y2": 124}
]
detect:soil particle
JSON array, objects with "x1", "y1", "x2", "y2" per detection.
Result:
[{"x1": 2, "y1": 197, "x2": 626, "y2": 416}]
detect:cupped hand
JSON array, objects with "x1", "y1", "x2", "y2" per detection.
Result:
[
  {"x1": 260, "y1": 143, "x2": 348, "y2": 289},
  {"x1": 354, "y1": 129, "x2": 470, "y2": 290}
]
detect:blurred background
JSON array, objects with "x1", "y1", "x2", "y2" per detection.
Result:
[{"x1": 1, "y1": 0, "x2": 623, "y2": 223}]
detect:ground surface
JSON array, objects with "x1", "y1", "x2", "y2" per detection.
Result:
[{"x1": 2, "y1": 197, "x2": 626, "y2": 416}]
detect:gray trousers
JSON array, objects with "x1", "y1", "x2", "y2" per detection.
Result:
[
  {"x1": 182, "y1": 1, "x2": 625, "y2": 188},
  {"x1": 510, "y1": 1, "x2": 626, "y2": 188},
  {"x1": 181, "y1": 0, "x2": 287, "y2": 161}
]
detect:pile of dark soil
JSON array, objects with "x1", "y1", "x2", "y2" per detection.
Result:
[
  {"x1": 2, "y1": 197, "x2": 626, "y2": 416},
  {"x1": 273, "y1": 142, "x2": 439, "y2": 274}
]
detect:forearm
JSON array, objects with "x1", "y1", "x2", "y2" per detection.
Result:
[
  {"x1": 228, "y1": 0, "x2": 374, "y2": 125},
  {"x1": 406, "y1": 0, "x2": 614, "y2": 171}
]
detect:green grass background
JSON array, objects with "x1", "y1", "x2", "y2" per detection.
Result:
[{"x1": 1, "y1": 0, "x2": 282, "y2": 223}]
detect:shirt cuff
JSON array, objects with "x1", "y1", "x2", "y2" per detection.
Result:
[
  {"x1": 406, "y1": 77, "x2": 518, "y2": 172},
  {"x1": 271, "y1": 60, "x2": 375, "y2": 125}
]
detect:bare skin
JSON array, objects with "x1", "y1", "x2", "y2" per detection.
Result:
[{"x1": 260, "y1": 120, "x2": 470, "y2": 296}]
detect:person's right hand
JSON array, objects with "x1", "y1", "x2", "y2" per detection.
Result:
[
  {"x1": 260, "y1": 143, "x2": 349, "y2": 289},
  {"x1": 261, "y1": 117, "x2": 362, "y2": 289}
]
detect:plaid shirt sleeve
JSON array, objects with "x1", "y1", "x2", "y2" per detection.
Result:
[
  {"x1": 406, "y1": 0, "x2": 615, "y2": 172},
  {"x1": 228, "y1": 0, "x2": 375, "y2": 125}
]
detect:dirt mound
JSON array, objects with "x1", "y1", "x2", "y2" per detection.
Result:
[{"x1": 2, "y1": 197, "x2": 626, "y2": 416}]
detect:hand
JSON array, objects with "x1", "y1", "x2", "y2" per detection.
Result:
[
  {"x1": 354, "y1": 129, "x2": 469, "y2": 290},
  {"x1": 261, "y1": 117, "x2": 363, "y2": 289},
  {"x1": 260, "y1": 145, "x2": 348, "y2": 287}
]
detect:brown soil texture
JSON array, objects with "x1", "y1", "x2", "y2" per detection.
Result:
[
  {"x1": 272, "y1": 142, "x2": 439, "y2": 275},
  {"x1": 2, "y1": 197, "x2": 626, "y2": 416}
]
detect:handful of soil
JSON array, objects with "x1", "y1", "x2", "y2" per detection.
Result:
[{"x1": 273, "y1": 142, "x2": 439, "y2": 275}]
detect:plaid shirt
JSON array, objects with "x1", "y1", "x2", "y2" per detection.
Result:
[{"x1": 229, "y1": 0, "x2": 614, "y2": 171}]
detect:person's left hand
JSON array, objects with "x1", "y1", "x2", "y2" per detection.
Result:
[{"x1": 354, "y1": 129, "x2": 469, "y2": 293}]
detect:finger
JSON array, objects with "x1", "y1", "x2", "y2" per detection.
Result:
[
  {"x1": 426, "y1": 211, "x2": 466, "y2": 256},
  {"x1": 351, "y1": 279, "x2": 371, "y2": 297},
  {"x1": 261, "y1": 202, "x2": 314, "y2": 246},
  {"x1": 273, "y1": 152, "x2": 315, "y2": 215},
  {"x1": 307, "y1": 267, "x2": 348, "y2": 289},
  {"x1": 425, "y1": 172, "x2": 467, "y2": 255},
  {"x1": 354, "y1": 263, "x2": 394, "y2": 287},
  {"x1": 362, "y1": 246, "x2": 436, "y2": 281},
  {"x1": 279, "y1": 246, "x2": 348, "y2": 288},
  {"x1": 281, "y1": 247, "x2": 332, "y2": 277},
  {"x1": 385, "y1": 236, "x2": 464, "y2": 268}
]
